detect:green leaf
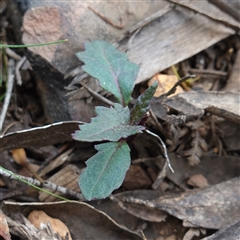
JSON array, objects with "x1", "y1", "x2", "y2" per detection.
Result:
[
  {"x1": 79, "y1": 142, "x2": 130, "y2": 200},
  {"x1": 76, "y1": 41, "x2": 139, "y2": 106},
  {"x1": 72, "y1": 103, "x2": 145, "y2": 142},
  {"x1": 130, "y1": 81, "x2": 158, "y2": 124}
]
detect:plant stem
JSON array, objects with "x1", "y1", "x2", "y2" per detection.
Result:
[
  {"x1": 0, "y1": 166, "x2": 85, "y2": 201},
  {"x1": 0, "y1": 39, "x2": 68, "y2": 48}
]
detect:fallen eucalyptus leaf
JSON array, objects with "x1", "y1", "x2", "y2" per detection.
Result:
[
  {"x1": 119, "y1": 177, "x2": 240, "y2": 229},
  {"x1": 154, "y1": 177, "x2": 240, "y2": 229},
  {"x1": 0, "y1": 121, "x2": 82, "y2": 152},
  {"x1": 113, "y1": 190, "x2": 167, "y2": 222},
  {"x1": 2, "y1": 201, "x2": 142, "y2": 240}
]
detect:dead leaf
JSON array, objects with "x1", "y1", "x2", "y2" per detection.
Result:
[
  {"x1": 201, "y1": 219, "x2": 240, "y2": 240},
  {"x1": 148, "y1": 74, "x2": 183, "y2": 97},
  {"x1": 183, "y1": 130, "x2": 208, "y2": 165},
  {"x1": 28, "y1": 210, "x2": 72, "y2": 240},
  {"x1": 169, "y1": 91, "x2": 240, "y2": 123},
  {"x1": 151, "y1": 94, "x2": 203, "y2": 125},
  {"x1": 187, "y1": 174, "x2": 209, "y2": 188},
  {"x1": 151, "y1": 177, "x2": 240, "y2": 229},
  {"x1": 90, "y1": 198, "x2": 146, "y2": 232},
  {"x1": 0, "y1": 121, "x2": 82, "y2": 152},
  {"x1": 122, "y1": 165, "x2": 152, "y2": 190},
  {"x1": 222, "y1": 49, "x2": 240, "y2": 93},
  {"x1": 6, "y1": 212, "x2": 67, "y2": 240},
  {"x1": 113, "y1": 190, "x2": 167, "y2": 222},
  {"x1": 2, "y1": 201, "x2": 142, "y2": 240},
  {"x1": 219, "y1": 121, "x2": 240, "y2": 151}
]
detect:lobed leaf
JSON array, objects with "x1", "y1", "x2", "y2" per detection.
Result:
[
  {"x1": 76, "y1": 41, "x2": 139, "y2": 106},
  {"x1": 130, "y1": 81, "x2": 158, "y2": 124},
  {"x1": 79, "y1": 142, "x2": 131, "y2": 200},
  {"x1": 72, "y1": 103, "x2": 145, "y2": 142}
]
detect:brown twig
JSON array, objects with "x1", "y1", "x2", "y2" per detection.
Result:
[
  {"x1": 88, "y1": 6, "x2": 124, "y2": 29},
  {"x1": 79, "y1": 81, "x2": 114, "y2": 107},
  {"x1": 149, "y1": 109, "x2": 166, "y2": 135},
  {"x1": 189, "y1": 68, "x2": 227, "y2": 77},
  {"x1": 162, "y1": 75, "x2": 196, "y2": 98},
  {"x1": 12, "y1": 148, "x2": 45, "y2": 183},
  {"x1": 0, "y1": 121, "x2": 18, "y2": 137}
]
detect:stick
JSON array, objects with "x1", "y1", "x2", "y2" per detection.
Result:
[
  {"x1": 15, "y1": 56, "x2": 27, "y2": 85},
  {"x1": 79, "y1": 81, "x2": 114, "y2": 107},
  {"x1": 162, "y1": 75, "x2": 196, "y2": 98},
  {"x1": 145, "y1": 130, "x2": 174, "y2": 189},
  {"x1": 0, "y1": 166, "x2": 85, "y2": 201},
  {"x1": 0, "y1": 59, "x2": 15, "y2": 133}
]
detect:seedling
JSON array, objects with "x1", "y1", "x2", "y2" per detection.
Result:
[{"x1": 72, "y1": 41, "x2": 159, "y2": 200}]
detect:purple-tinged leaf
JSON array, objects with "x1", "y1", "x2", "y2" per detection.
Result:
[
  {"x1": 79, "y1": 142, "x2": 130, "y2": 200},
  {"x1": 76, "y1": 41, "x2": 139, "y2": 106},
  {"x1": 130, "y1": 81, "x2": 158, "y2": 124},
  {"x1": 72, "y1": 103, "x2": 145, "y2": 142}
]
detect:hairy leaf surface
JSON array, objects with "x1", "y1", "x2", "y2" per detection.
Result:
[
  {"x1": 72, "y1": 103, "x2": 145, "y2": 142},
  {"x1": 76, "y1": 41, "x2": 139, "y2": 106},
  {"x1": 130, "y1": 81, "x2": 158, "y2": 124},
  {"x1": 79, "y1": 142, "x2": 131, "y2": 200}
]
